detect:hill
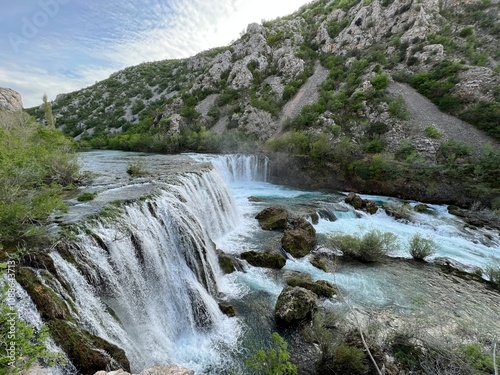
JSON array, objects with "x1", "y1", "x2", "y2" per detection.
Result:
[{"x1": 27, "y1": 0, "x2": 500, "y2": 207}]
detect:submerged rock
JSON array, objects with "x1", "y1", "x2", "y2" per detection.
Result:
[
  {"x1": 241, "y1": 250, "x2": 286, "y2": 269},
  {"x1": 217, "y1": 250, "x2": 243, "y2": 274},
  {"x1": 219, "y1": 303, "x2": 236, "y2": 317},
  {"x1": 255, "y1": 206, "x2": 289, "y2": 230},
  {"x1": 275, "y1": 286, "x2": 318, "y2": 326}
]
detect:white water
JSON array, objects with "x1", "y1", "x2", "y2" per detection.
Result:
[
  {"x1": 196, "y1": 154, "x2": 500, "y2": 310},
  {"x1": 20, "y1": 152, "x2": 500, "y2": 373},
  {"x1": 49, "y1": 169, "x2": 242, "y2": 373}
]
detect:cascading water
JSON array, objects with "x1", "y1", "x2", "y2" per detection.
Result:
[
  {"x1": 49, "y1": 168, "x2": 242, "y2": 373},
  {"x1": 187, "y1": 154, "x2": 270, "y2": 182}
]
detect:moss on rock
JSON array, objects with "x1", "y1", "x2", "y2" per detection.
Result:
[
  {"x1": 48, "y1": 320, "x2": 130, "y2": 375},
  {"x1": 241, "y1": 250, "x2": 286, "y2": 269},
  {"x1": 255, "y1": 206, "x2": 289, "y2": 231}
]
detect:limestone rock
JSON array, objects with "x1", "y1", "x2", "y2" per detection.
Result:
[
  {"x1": 94, "y1": 366, "x2": 194, "y2": 375},
  {"x1": 219, "y1": 303, "x2": 236, "y2": 317},
  {"x1": 275, "y1": 286, "x2": 318, "y2": 326},
  {"x1": 237, "y1": 106, "x2": 278, "y2": 140},
  {"x1": 217, "y1": 250, "x2": 243, "y2": 274},
  {"x1": 241, "y1": 250, "x2": 286, "y2": 269},
  {"x1": 286, "y1": 277, "x2": 336, "y2": 298},
  {"x1": 0, "y1": 87, "x2": 23, "y2": 111},
  {"x1": 345, "y1": 192, "x2": 378, "y2": 214},
  {"x1": 255, "y1": 206, "x2": 289, "y2": 231},
  {"x1": 281, "y1": 218, "x2": 317, "y2": 258}
]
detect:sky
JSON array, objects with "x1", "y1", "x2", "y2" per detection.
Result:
[{"x1": 0, "y1": 0, "x2": 311, "y2": 108}]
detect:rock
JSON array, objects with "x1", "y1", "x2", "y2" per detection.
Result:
[
  {"x1": 309, "y1": 255, "x2": 329, "y2": 272},
  {"x1": 286, "y1": 277, "x2": 336, "y2": 298},
  {"x1": 345, "y1": 192, "x2": 364, "y2": 210},
  {"x1": 255, "y1": 206, "x2": 289, "y2": 231},
  {"x1": 345, "y1": 192, "x2": 378, "y2": 214},
  {"x1": 217, "y1": 250, "x2": 243, "y2": 274},
  {"x1": 49, "y1": 320, "x2": 130, "y2": 374},
  {"x1": 448, "y1": 205, "x2": 466, "y2": 217},
  {"x1": 241, "y1": 250, "x2": 286, "y2": 269},
  {"x1": 281, "y1": 218, "x2": 317, "y2": 258},
  {"x1": 275, "y1": 286, "x2": 318, "y2": 326},
  {"x1": 364, "y1": 200, "x2": 378, "y2": 214},
  {"x1": 248, "y1": 196, "x2": 262, "y2": 202},
  {"x1": 140, "y1": 366, "x2": 194, "y2": 375},
  {"x1": 414, "y1": 203, "x2": 429, "y2": 212},
  {"x1": 219, "y1": 303, "x2": 236, "y2": 317},
  {"x1": 94, "y1": 366, "x2": 195, "y2": 375},
  {"x1": 0, "y1": 87, "x2": 23, "y2": 111}
]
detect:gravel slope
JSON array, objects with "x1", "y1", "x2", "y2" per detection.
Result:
[{"x1": 389, "y1": 82, "x2": 499, "y2": 149}]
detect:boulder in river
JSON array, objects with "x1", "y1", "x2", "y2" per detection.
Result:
[
  {"x1": 281, "y1": 218, "x2": 317, "y2": 258},
  {"x1": 241, "y1": 250, "x2": 286, "y2": 269},
  {"x1": 275, "y1": 286, "x2": 318, "y2": 326},
  {"x1": 255, "y1": 206, "x2": 289, "y2": 230}
]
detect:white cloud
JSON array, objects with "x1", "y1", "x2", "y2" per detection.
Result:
[{"x1": 0, "y1": 0, "x2": 312, "y2": 108}]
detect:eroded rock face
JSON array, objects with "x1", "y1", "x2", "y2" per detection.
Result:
[
  {"x1": 275, "y1": 286, "x2": 318, "y2": 326},
  {"x1": 0, "y1": 87, "x2": 23, "y2": 111}
]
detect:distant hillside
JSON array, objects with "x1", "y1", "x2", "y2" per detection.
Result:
[{"x1": 27, "y1": 0, "x2": 500, "y2": 207}]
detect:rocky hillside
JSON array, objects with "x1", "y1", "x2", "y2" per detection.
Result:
[
  {"x1": 0, "y1": 87, "x2": 23, "y2": 112},
  {"x1": 28, "y1": 0, "x2": 500, "y2": 206}
]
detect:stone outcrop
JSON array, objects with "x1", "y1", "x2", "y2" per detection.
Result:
[
  {"x1": 344, "y1": 192, "x2": 378, "y2": 214},
  {"x1": 281, "y1": 218, "x2": 317, "y2": 258},
  {"x1": 241, "y1": 250, "x2": 286, "y2": 269},
  {"x1": 275, "y1": 286, "x2": 318, "y2": 326},
  {"x1": 255, "y1": 206, "x2": 289, "y2": 231},
  {"x1": 94, "y1": 366, "x2": 194, "y2": 375},
  {"x1": 217, "y1": 250, "x2": 243, "y2": 274},
  {"x1": 0, "y1": 87, "x2": 23, "y2": 111}
]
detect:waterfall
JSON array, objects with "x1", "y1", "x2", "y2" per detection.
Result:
[
  {"x1": 188, "y1": 154, "x2": 270, "y2": 182},
  {"x1": 49, "y1": 168, "x2": 242, "y2": 373}
]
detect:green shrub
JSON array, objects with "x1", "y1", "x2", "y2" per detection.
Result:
[
  {"x1": 0, "y1": 278, "x2": 63, "y2": 373},
  {"x1": 0, "y1": 112, "x2": 79, "y2": 247},
  {"x1": 329, "y1": 344, "x2": 369, "y2": 374},
  {"x1": 370, "y1": 73, "x2": 389, "y2": 91},
  {"x1": 461, "y1": 343, "x2": 495, "y2": 373},
  {"x1": 408, "y1": 233, "x2": 436, "y2": 260},
  {"x1": 438, "y1": 140, "x2": 472, "y2": 163},
  {"x1": 425, "y1": 125, "x2": 442, "y2": 139},
  {"x1": 246, "y1": 332, "x2": 297, "y2": 375},
  {"x1": 485, "y1": 262, "x2": 500, "y2": 285},
  {"x1": 126, "y1": 159, "x2": 147, "y2": 177},
  {"x1": 77, "y1": 192, "x2": 97, "y2": 202},
  {"x1": 388, "y1": 96, "x2": 409, "y2": 120},
  {"x1": 459, "y1": 25, "x2": 474, "y2": 38},
  {"x1": 329, "y1": 229, "x2": 398, "y2": 262}
]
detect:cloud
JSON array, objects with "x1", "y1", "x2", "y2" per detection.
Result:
[{"x1": 0, "y1": 0, "x2": 311, "y2": 108}]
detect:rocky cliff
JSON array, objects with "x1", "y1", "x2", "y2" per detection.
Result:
[
  {"x1": 0, "y1": 87, "x2": 23, "y2": 111},
  {"x1": 26, "y1": 0, "x2": 500, "y2": 206}
]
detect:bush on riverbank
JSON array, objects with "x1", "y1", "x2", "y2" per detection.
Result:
[
  {"x1": 0, "y1": 111, "x2": 79, "y2": 249},
  {"x1": 328, "y1": 230, "x2": 398, "y2": 262}
]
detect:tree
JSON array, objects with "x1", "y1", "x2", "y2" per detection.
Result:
[
  {"x1": 246, "y1": 332, "x2": 297, "y2": 375},
  {"x1": 42, "y1": 93, "x2": 55, "y2": 129}
]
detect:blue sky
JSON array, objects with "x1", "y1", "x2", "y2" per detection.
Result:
[{"x1": 0, "y1": 0, "x2": 310, "y2": 108}]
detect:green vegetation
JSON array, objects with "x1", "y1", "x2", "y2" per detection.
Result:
[
  {"x1": 425, "y1": 125, "x2": 442, "y2": 139},
  {"x1": 408, "y1": 233, "x2": 436, "y2": 260},
  {"x1": 0, "y1": 271, "x2": 62, "y2": 373},
  {"x1": 246, "y1": 332, "x2": 297, "y2": 375},
  {"x1": 126, "y1": 159, "x2": 147, "y2": 177},
  {"x1": 0, "y1": 111, "x2": 79, "y2": 248},
  {"x1": 485, "y1": 262, "x2": 500, "y2": 286},
  {"x1": 329, "y1": 229, "x2": 398, "y2": 262},
  {"x1": 77, "y1": 192, "x2": 97, "y2": 202}
]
